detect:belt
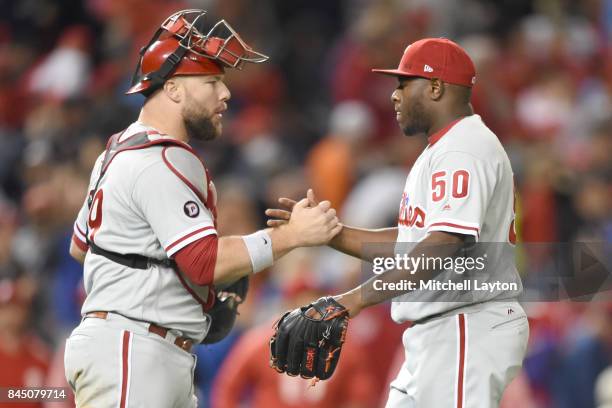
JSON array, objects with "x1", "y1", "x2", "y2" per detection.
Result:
[{"x1": 85, "y1": 311, "x2": 194, "y2": 352}]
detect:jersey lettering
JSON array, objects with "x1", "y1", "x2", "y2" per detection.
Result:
[
  {"x1": 432, "y1": 171, "x2": 446, "y2": 201},
  {"x1": 452, "y1": 170, "x2": 470, "y2": 198},
  {"x1": 87, "y1": 189, "x2": 104, "y2": 242},
  {"x1": 398, "y1": 192, "x2": 426, "y2": 228},
  {"x1": 431, "y1": 169, "x2": 470, "y2": 201}
]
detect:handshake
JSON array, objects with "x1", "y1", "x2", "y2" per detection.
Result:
[{"x1": 265, "y1": 189, "x2": 342, "y2": 248}]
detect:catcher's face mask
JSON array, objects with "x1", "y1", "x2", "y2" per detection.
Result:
[{"x1": 126, "y1": 9, "x2": 269, "y2": 96}]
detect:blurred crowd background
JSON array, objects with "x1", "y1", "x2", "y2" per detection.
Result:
[{"x1": 0, "y1": 0, "x2": 611, "y2": 407}]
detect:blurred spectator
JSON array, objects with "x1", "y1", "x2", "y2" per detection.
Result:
[
  {"x1": 550, "y1": 304, "x2": 612, "y2": 408},
  {"x1": 341, "y1": 168, "x2": 406, "y2": 228},
  {"x1": 306, "y1": 101, "x2": 374, "y2": 210},
  {"x1": 462, "y1": 34, "x2": 514, "y2": 139},
  {"x1": 573, "y1": 176, "x2": 612, "y2": 241},
  {"x1": 43, "y1": 339, "x2": 74, "y2": 408},
  {"x1": 27, "y1": 26, "x2": 92, "y2": 100},
  {"x1": 0, "y1": 266, "x2": 50, "y2": 408},
  {"x1": 500, "y1": 371, "x2": 538, "y2": 408},
  {"x1": 596, "y1": 365, "x2": 612, "y2": 408},
  {"x1": 515, "y1": 70, "x2": 575, "y2": 140}
]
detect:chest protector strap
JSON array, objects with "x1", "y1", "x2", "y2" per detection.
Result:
[{"x1": 86, "y1": 130, "x2": 187, "y2": 270}]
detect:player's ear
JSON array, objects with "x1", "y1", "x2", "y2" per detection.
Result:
[
  {"x1": 430, "y1": 78, "x2": 444, "y2": 101},
  {"x1": 163, "y1": 78, "x2": 183, "y2": 103}
]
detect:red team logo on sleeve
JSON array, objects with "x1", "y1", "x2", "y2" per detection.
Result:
[
  {"x1": 183, "y1": 201, "x2": 200, "y2": 218},
  {"x1": 398, "y1": 192, "x2": 426, "y2": 228}
]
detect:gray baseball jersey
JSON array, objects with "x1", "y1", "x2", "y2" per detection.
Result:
[
  {"x1": 72, "y1": 121, "x2": 218, "y2": 342},
  {"x1": 391, "y1": 114, "x2": 523, "y2": 323}
]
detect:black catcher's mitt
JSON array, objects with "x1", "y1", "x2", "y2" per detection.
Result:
[
  {"x1": 269, "y1": 296, "x2": 349, "y2": 380},
  {"x1": 202, "y1": 276, "x2": 249, "y2": 344}
]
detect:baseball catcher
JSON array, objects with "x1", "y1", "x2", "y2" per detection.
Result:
[
  {"x1": 270, "y1": 296, "x2": 349, "y2": 381},
  {"x1": 64, "y1": 8, "x2": 341, "y2": 407}
]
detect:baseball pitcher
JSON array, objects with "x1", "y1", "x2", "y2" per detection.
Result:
[{"x1": 268, "y1": 38, "x2": 529, "y2": 408}]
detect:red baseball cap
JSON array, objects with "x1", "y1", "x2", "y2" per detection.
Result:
[{"x1": 372, "y1": 38, "x2": 476, "y2": 87}]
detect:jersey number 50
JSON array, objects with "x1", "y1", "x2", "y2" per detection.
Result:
[
  {"x1": 87, "y1": 189, "x2": 104, "y2": 242},
  {"x1": 431, "y1": 170, "x2": 469, "y2": 202}
]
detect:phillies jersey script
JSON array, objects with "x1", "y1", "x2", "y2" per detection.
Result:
[
  {"x1": 392, "y1": 114, "x2": 523, "y2": 322},
  {"x1": 72, "y1": 122, "x2": 218, "y2": 342}
]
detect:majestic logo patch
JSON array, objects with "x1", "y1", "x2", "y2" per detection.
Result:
[
  {"x1": 183, "y1": 201, "x2": 200, "y2": 218},
  {"x1": 424, "y1": 64, "x2": 434, "y2": 72}
]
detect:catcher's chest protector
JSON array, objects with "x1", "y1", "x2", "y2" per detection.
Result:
[{"x1": 88, "y1": 131, "x2": 186, "y2": 209}]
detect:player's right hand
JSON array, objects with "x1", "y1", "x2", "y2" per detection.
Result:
[
  {"x1": 283, "y1": 192, "x2": 342, "y2": 246},
  {"x1": 266, "y1": 189, "x2": 318, "y2": 227}
]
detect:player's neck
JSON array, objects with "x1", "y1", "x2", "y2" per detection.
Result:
[
  {"x1": 427, "y1": 104, "x2": 473, "y2": 137},
  {"x1": 137, "y1": 104, "x2": 189, "y2": 143}
]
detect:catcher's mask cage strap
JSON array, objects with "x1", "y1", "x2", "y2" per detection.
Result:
[
  {"x1": 142, "y1": 42, "x2": 189, "y2": 95},
  {"x1": 130, "y1": 26, "x2": 191, "y2": 97},
  {"x1": 130, "y1": 27, "x2": 165, "y2": 91}
]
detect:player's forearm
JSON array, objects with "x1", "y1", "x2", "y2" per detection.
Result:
[
  {"x1": 213, "y1": 226, "x2": 298, "y2": 285},
  {"x1": 214, "y1": 236, "x2": 256, "y2": 285},
  {"x1": 69, "y1": 240, "x2": 86, "y2": 264},
  {"x1": 329, "y1": 226, "x2": 398, "y2": 261},
  {"x1": 336, "y1": 231, "x2": 464, "y2": 316},
  {"x1": 214, "y1": 200, "x2": 340, "y2": 284}
]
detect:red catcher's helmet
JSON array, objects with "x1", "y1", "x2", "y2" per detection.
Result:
[{"x1": 126, "y1": 9, "x2": 268, "y2": 96}]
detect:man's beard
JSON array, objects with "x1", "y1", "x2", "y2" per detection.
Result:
[
  {"x1": 182, "y1": 105, "x2": 219, "y2": 142},
  {"x1": 402, "y1": 99, "x2": 431, "y2": 137}
]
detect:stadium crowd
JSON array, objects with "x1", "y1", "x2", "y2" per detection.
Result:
[{"x1": 0, "y1": 0, "x2": 610, "y2": 407}]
